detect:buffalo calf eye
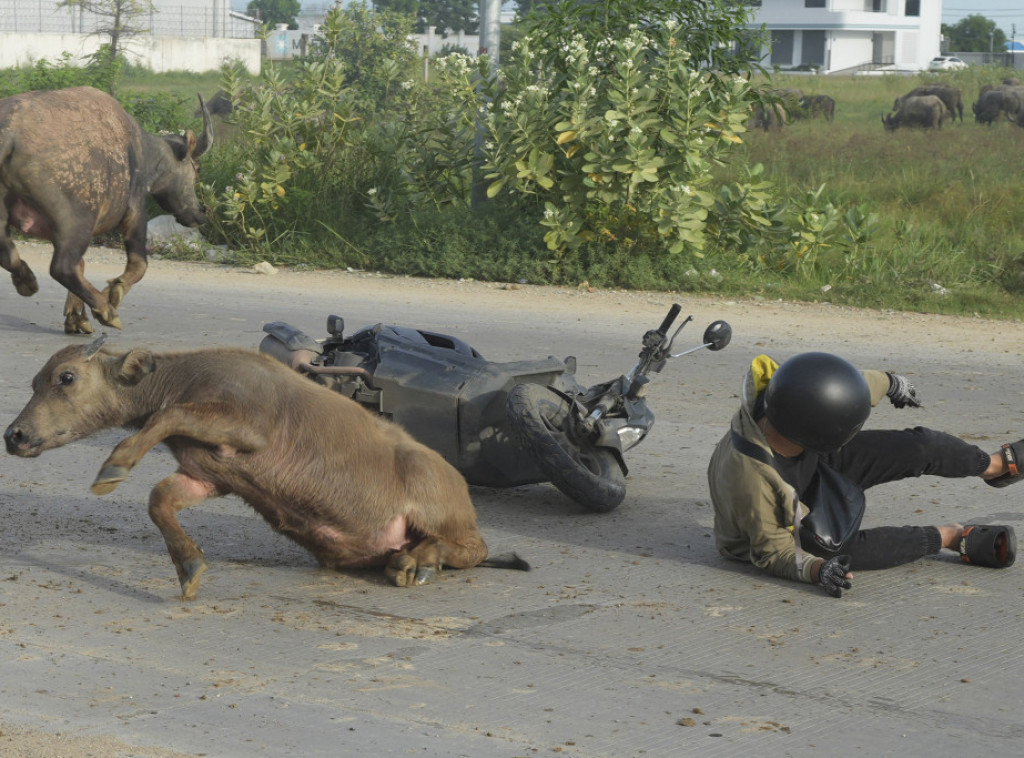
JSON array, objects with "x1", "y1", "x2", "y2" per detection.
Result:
[{"x1": 58, "y1": 371, "x2": 75, "y2": 386}]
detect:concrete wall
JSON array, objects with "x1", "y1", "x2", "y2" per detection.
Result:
[
  {"x1": 264, "y1": 26, "x2": 482, "y2": 62},
  {"x1": 0, "y1": 33, "x2": 261, "y2": 74}
]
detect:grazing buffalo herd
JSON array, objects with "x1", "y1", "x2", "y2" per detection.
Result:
[{"x1": 750, "y1": 78, "x2": 1024, "y2": 133}]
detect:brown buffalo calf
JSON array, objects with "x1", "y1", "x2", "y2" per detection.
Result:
[{"x1": 4, "y1": 339, "x2": 525, "y2": 599}]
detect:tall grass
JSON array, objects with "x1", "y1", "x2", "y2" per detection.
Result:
[{"x1": 712, "y1": 68, "x2": 1024, "y2": 315}]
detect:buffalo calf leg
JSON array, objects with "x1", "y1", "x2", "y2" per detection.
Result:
[
  {"x1": 385, "y1": 533, "x2": 488, "y2": 587},
  {"x1": 149, "y1": 472, "x2": 221, "y2": 600},
  {"x1": 92, "y1": 404, "x2": 269, "y2": 495}
]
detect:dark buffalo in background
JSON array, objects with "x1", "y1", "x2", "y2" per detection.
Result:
[
  {"x1": 0, "y1": 86, "x2": 212, "y2": 334},
  {"x1": 973, "y1": 88, "x2": 1023, "y2": 124},
  {"x1": 973, "y1": 83, "x2": 1024, "y2": 124},
  {"x1": 894, "y1": 85, "x2": 964, "y2": 123},
  {"x1": 196, "y1": 89, "x2": 234, "y2": 118},
  {"x1": 882, "y1": 94, "x2": 948, "y2": 131},
  {"x1": 798, "y1": 94, "x2": 836, "y2": 122},
  {"x1": 749, "y1": 87, "x2": 804, "y2": 132},
  {"x1": 750, "y1": 101, "x2": 789, "y2": 131}
]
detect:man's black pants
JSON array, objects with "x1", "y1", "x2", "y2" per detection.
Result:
[{"x1": 802, "y1": 427, "x2": 991, "y2": 570}]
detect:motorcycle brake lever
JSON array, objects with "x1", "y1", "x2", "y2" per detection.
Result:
[{"x1": 663, "y1": 315, "x2": 694, "y2": 354}]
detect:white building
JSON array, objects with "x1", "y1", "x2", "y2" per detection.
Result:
[{"x1": 746, "y1": 0, "x2": 941, "y2": 74}]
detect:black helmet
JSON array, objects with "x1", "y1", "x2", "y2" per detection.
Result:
[{"x1": 763, "y1": 352, "x2": 871, "y2": 453}]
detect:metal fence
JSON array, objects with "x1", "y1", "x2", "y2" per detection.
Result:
[{"x1": 0, "y1": 1, "x2": 257, "y2": 38}]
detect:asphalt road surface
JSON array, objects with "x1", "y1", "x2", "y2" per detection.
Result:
[{"x1": 1, "y1": 244, "x2": 1022, "y2": 757}]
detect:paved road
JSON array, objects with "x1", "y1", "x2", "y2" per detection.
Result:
[{"x1": 1, "y1": 246, "x2": 1022, "y2": 756}]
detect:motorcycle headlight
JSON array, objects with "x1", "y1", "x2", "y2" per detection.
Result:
[{"x1": 616, "y1": 425, "x2": 646, "y2": 451}]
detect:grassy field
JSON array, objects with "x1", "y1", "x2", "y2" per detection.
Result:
[
  {"x1": 715, "y1": 69, "x2": 1024, "y2": 316},
  {"x1": 107, "y1": 66, "x2": 1024, "y2": 318}
]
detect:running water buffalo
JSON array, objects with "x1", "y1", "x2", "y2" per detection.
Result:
[
  {"x1": 0, "y1": 86, "x2": 213, "y2": 334},
  {"x1": 3, "y1": 339, "x2": 527, "y2": 599},
  {"x1": 882, "y1": 95, "x2": 949, "y2": 131}
]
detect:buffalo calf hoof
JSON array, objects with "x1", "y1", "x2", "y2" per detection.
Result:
[
  {"x1": 91, "y1": 464, "x2": 130, "y2": 495},
  {"x1": 385, "y1": 553, "x2": 418, "y2": 587},
  {"x1": 179, "y1": 558, "x2": 208, "y2": 601},
  {"x1": 414, "y1": 565, "x2": 440, "y2": 585}
]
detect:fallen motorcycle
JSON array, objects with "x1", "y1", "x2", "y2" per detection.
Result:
[{"x1": 259, "y1": 304, "x2": 731, "y2": 512}]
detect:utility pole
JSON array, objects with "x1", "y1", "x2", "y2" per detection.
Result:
[
  {"x1": 479, "y1": 0, "x2": 502, "y2": 69},
  {"x1": 471, "y1": 0, "x2": 502, "y2": 208}
]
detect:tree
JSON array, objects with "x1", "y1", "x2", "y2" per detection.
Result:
[
  {"x1": 57, "y1": 0, "x2": 153, "y2": 92},
  {"x1": 247, "y1": 0, "x2": 302, "y2": 30},
  {"x1": 420, "y1": 0, "x2": 478, "y2": 34},
  {"x1": 373, "y1": 0, "x2": 419, "y2": 16},
  {"x1": 942, "y1": 14, "x2": 1006, "y2": 53},
  {"x1": 374, "y1": 0, "x2": 478, "y2": 33},
  {"x1": 437, "y1": 0, "x2": 770, "y2": 259}
]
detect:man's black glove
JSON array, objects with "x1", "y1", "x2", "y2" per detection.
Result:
[
  {"x1": 818, "y1": 555, "x2": 852, "y2": 598},
  {"x1": 886, "y1": 373, "x2": 921, "y2": 408}
]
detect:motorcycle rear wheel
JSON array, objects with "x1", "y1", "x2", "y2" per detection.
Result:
[{"x1": 506, "y1": 382, "x2": 626, "y2": 513}]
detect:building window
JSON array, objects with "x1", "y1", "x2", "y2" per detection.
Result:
[
  {"x1": 802, "y1": 30, "x2": 826, "y2": 66},
  {"x1": 805, "y1": 0, "x2": 825, "y2": 7},
  {"x1": 771, "y1": 30, "x2": 794, "y2": 66},
  {"x1": 905, "y1": 0, "x2": 920, "y2": 16}
]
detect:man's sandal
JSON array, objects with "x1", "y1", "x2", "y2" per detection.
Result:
[
  {"x1": 986, "y1": 439, "x2": 1024, "y2": 488},
  {"x1": 959, "y1": 525, "x2": 1017, "y2": 568}
]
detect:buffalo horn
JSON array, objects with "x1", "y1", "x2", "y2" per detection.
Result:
[
  {"x1": 195, "y1": 94, "x2": 214, "y2": 157},
  {"x1": 84, "y1": 334, "x2": 108, "y2": 360}
]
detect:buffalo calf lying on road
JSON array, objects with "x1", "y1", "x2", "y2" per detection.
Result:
[{"x1": 4, "y1": 339, "x2": 527, "y2": 599}]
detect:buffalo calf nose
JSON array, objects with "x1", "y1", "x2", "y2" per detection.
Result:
[{"x1": 4, "y1": 426, "x2": 24, "y2": 453}]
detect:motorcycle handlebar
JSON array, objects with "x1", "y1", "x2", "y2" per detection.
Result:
[{"x1": 658, "y1": 303, "x2": 682, "y2": 335}]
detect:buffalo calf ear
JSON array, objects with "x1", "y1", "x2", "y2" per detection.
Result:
[{"x1": 117, "y1": 350, "x2": 157, "y2": 385}]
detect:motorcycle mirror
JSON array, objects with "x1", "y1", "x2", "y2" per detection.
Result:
[
  {"x1": 326, "y1": 315, "x2": 345, "y2": 337},
  {"x1": 702, "y1": 320, "x2": 731, "y2": 352},
  {"x1": 668, "y1": 319, "x2": 732, "y2": 358}
]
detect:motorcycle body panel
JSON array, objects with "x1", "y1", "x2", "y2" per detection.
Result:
[
  {"x1": 261, "y1": 322, "x2": 581, "y2": 487},
  {"x1": 261, "y1": 304, "x2": 729, "y2": 512}
]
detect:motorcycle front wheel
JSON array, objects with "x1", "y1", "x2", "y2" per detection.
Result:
[{"x1": 506, "y1": 382, "x2": 626, "y2": 513}]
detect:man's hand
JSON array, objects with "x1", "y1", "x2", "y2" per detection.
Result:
[
  {"x1": 886, "y1": 373, "x2": 921, "y2": 408},
  {"x1": 818, "y1": 555, "x2": 853, "y2": 598}
]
